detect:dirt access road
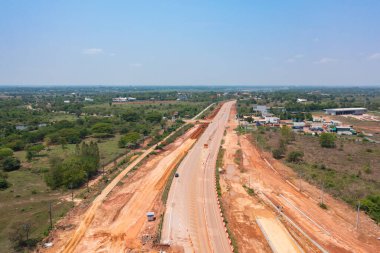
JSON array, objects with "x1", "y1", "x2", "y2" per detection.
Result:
[
  {"x1": 38, "y1": 122, "x2": 204, "y2": 252},
  {"x1": 231, "y1": 119, "x2": 380, "y2": 250},
  {"x1": 161, "y1": 101, "x2": 234, "y2": 253},
  {"x1": 240, "y1": 135, "x2": 380, "y2": 252},
  {"x1": 220, "y1": 104, "x2": 380, "y2": 253},
  {"x1": 219, "y1": 104, "x2": 302, "y2": 253}
]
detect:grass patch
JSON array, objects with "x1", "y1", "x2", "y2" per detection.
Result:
[
  {"x1": 162, "y1": 123, "x2": 194, "y2": 146},
  {"x1": 319, "y1": 202, "x2": 328, "y2": 209},
  {"x1": 243, "y1": 184, "x2": 255, "y2": 196},
  {"x1": 0, "y1": 169, "x2": 71, "y2": 251}
]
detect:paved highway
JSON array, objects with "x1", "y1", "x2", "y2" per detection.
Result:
[{"x1": 162, "y1": 101, "x2": 234, "y2": 253}]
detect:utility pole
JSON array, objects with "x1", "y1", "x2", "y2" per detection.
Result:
[
  {"x1": 321, "y1": 183, "x2": 325, "y2": 205},
  {"x1": 49, "y1": 202, "x2": 53, "y2": 229},
  {"x1": 299, "y1": 175, "x2": 303, "y2": 192},
  {"x1": 86, "y1": 172, "x2": 89, "y2": 192},
  {"x1": 70, "y1": 183, "x2": 74, "y2": 206},
  {"x1": 356, "y1": 201, "x2": 361, "y2": 229}
]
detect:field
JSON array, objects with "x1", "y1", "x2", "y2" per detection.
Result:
[
  {"x1": 253, "y1": 127, "x2": 380, "y2": 215},
  {"x1": 313, "y1": 111, "x2": 380, "y2": 142},
  {"x1": 0, "y1": 169, "x2": 71, "y2": 251},
  {"x1": 0, "y1": 135, "x2": 127, "y2": 251}
]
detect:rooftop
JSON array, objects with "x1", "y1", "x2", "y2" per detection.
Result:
[{"x1": 324, "y1": 108, "x2": 367, "y2": 111}]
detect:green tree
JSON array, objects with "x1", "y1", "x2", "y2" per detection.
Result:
[
  {"x1": 121, "y1": 111, "x2": 140, "y2": 122},
  {"x1": 1, "y1": 156, "x2": 21, "y2": 172},
  {"x1": 45, "y1": 142, "x2": 100, "y2": 189},
  {"x1": 280, "y1": 125, "x2": 294, "y2": 143},
  {"x1": 0, "y1": 148, "x2": 13, "y2": 159},
  {"x1": 119, "y1": 132, "x2": 141, "y2": 148},
  {"x1": 319, "y1": 133, "x2": 336, "y2": 148},
  {"x1": 91, "y1": 122, "x2": 114, "y2": 134},
  {"x1": 145, "y1": 111, "x2": 162, "y2": 123}
]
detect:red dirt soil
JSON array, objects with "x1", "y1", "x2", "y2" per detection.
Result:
[
  {"x1": 239, "y1": 133, "x2": 380, "y2": 252},
  {"x1": 37, "y1": 126, "x2": 198, "y2": 253}
]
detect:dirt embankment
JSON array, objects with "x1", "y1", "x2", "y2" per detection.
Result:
[
  {"x1": 238, "y1": 135, "x2": 380, "y2": 252},
  {"x1": 37, "y1": 125, "x2": 198, "y2": 253},
  {"x1": 221, "y1": 104, "x2": 380, "y2": 253},
  {"x1": 219, "y1": 105, "x2": 277, "y2": 252}
]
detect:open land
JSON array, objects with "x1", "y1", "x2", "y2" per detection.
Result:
[{"x1": 219, "y1": 103, "x2": 380, "y2": 253}]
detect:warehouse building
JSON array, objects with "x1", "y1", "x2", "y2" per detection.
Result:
[{"x1": 324, "y1": 108, "x2": 367, "y2": 116}]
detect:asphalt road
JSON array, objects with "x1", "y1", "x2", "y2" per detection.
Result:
[{"x1": 162, "y1": 101, "x2": 234, "y2": 253}]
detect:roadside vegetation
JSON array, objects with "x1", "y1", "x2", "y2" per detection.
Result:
[
  {"x1": 0, "y1": 87, "x2": 220, "y2": 251},
  {"x1": 215, "y1": 145, "x2": 238, "y2": 253}
]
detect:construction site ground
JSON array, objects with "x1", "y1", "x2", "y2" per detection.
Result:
[
  {"x1": 220, "y1": 104, "x2": 380, "y2": 253},
  {"x1": 37, "y1": 125, "x2": 200, "y2": 253}
]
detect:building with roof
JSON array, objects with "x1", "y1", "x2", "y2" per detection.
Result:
[
  {"x1": 253, "y1": 105, "x2": 267, "y2": 115},
  {"x1": 324, "y1": 108, "x2": 367, "y2": 115},
  {"x1": 84, "y1": 97, "x2": 94, "y2": 102},
  {"x1": 264, "y1": 116, "x2": 280, "y2": 124}
]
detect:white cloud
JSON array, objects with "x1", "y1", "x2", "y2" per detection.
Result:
[
  {"x1": 82, "y1": 48, "x2": 104, "y2": 55},
  {"x1": 368, "y1": 53, "x2": 380, "y2": 60},
  {"x1": 287, "y1": 54, "x2": 304, "y2": 63},
  {"x1": 129, "y1": 63, "x2": 142, "y2": 67},
  {"x1": 314, "y1": 57, "x2": 338, "y2": 64}
]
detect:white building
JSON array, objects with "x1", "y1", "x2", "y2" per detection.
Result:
[
  {"x1": 84, "y1": 97, "x2": 94, "y2": 102},
  {"x1": 112, "y1": 97, "x2": 128, "y2": 102},
  {"x1": 112, "y1": 97, "x2": 137, "y2": 102},
  {"x1": 297, "y1": 98, "x2": 308, "y2": 103},
  {"x1": 324, "y1": 108, "x2": 367, "y2": 115},
  {"x1": 63, "y1": 100, "x2": 70, "y2": 104},
  {"x1": 264, "y1": 116, "x2": 280, "y2": 124}
]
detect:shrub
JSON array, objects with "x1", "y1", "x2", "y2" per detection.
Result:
[
  {"x1": 0, "y1": 178, "x2": 9, "y2": 189},
  {"x1": 363, "y1": 164, "x2": 372, "y2": 174},
  {"x1": 91, "y1": 122, "x2": 114, "y2": 134},
  {"x1": 1, "y1": 157, "x2": 21, "y2": 172},
  {"x1": 118, "y1": 132, "x2": 141, "y2": 149},
  {"x1": 319, "y1": 202, "x2": 328, "y2": 209},
  {"x1": 361, "y1": 195, "x2": 380, "y2": 223},
  {"x1": 319, "y1": 133, "x2": 336, "y2": 148},
  {"x1": 0, "y1": 148, "x2": 14, "y2": 159},
  {"x1": 286, "y1": 151, "x2": 304, "y2": 163},
  {"x1": 272, "y1": 149, "x2": 283, "y2": 159},
  {"x1": 280, "y1": 125, "x2": 295, "y2": 143}
]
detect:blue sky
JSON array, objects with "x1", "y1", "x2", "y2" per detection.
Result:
[{"x1": 0, "y1": 0, "x2": 379, "y2": 86}]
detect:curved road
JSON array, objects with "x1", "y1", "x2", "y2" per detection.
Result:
[{"x1": 162, "y1": 101, "x2": 234, "y2": 253}]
